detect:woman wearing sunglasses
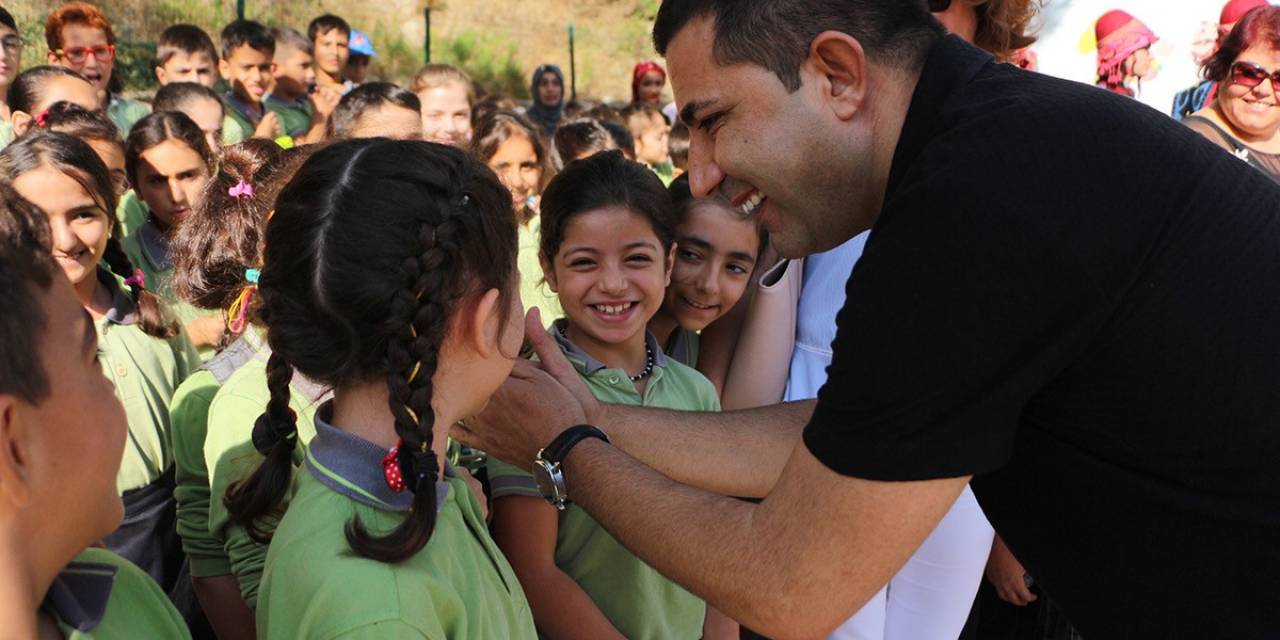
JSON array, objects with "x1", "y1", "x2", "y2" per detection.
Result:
[
  {"x1": 44, "y1": 2, "x2": 149, "y2": 137},
  {"x1": 1185, "y1": 5, "x2": 1280, "y2": 183}
]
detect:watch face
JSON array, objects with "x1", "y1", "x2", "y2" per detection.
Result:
[{"x1": 533, "y1": 460, "x2": 559, "y2": 500}]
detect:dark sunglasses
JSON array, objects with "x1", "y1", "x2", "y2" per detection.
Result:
[
  {"x1": 929, "y1": 0, "x2": 953, "y2": 11},
  {"x1": 1230, "y1": 61, "x2": 1280, "y2": 95}
]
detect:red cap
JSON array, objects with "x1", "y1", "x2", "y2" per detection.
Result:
[
  {"x1": 1221, "y1": 0, "x2": 1269, "y2": 26},
  {"x1": 1096, "y1": 9, "x2": 1136, "y2": 42}
]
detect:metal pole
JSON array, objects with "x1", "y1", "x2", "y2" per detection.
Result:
[
  {"x1": 569, "y1": 24, "x2": 577, "y2": 102},
  {"x1": 236, "y1": 0, "x2": 245, "y2": 20},
  {"x1": 424, "y1": 7, "x2": 432, "y2": 63}
]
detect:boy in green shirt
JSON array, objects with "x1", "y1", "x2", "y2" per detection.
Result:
[
  {"x1": 0, "y1": 188, "x2": 189, "y2": 639},
  {"x1": 218, "y1": 20, "x2": 280, "y2": 144},
  {"x1": 265, "y1": 27, "x2": 340, "y2": 144}
]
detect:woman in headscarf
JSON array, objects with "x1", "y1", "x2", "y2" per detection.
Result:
[
  {"x1": 1095, "y1": 9, "x2": 1160, "y2": 97},
  {"x1": 527, "y1": 64, "x2": 564, "y2": 137}
]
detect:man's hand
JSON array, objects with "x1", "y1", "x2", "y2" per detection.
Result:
[
  {"x1": 310, "y1": 86, "x2": 341, "y2": 120},
  {"x1": 253, "y1": 111, "x2": 281, "y2": 139},
  {"x1": 985, "y1": 534, "x2": 1037, "y2": 606},
  {"x1": 455, "y1": 308, "x2": 592, "y2": 465}
]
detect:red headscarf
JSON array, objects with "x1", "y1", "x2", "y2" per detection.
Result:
[
  {"x1": 1221, "y1": 0, "x2": 1270, "y2": 27},
  {"x1": 632, "y1": 60, "x2": 667, "y2": 104},
  {"x1": 1095, "y1": 10, "x2": 1158, "y2": 96}
]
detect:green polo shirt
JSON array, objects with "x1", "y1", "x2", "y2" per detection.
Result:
[
  {"x1": 221, "y1": 113, "x2": 245, "y2": 146},
  {"x1": 94, "y1": 270, "x2": 201, "y2": 493},
  {"x1": 106, "y1": 95, "x2": 150, "y2": 137},
  {"x1": 518, "y1": 217, "x2": 562, "y2": 327},
  {"x1": 488, "y1": 321, "x2": 718, "y2": 639},
  {"x1": 258, "y1": 412, "x2": 538, "y2": 639},
  {"x1": 171, "y1": 328, "x2": 265, "y2": 578},
  {"x1": 122, "y1": 220, "x2": 217, "y2": 360},
  {"x1": 43, "y1": 547, "x2": 191, "y2": 639},
  {"x1": 264, "y1": 93, "x2": 313, "y2": 138},
  {"x1": 204, "y1": 349, "x2": 328, "y2": 607},
  {"x1": 114, "y1": 191, "x2": 147, "y2": 242}
]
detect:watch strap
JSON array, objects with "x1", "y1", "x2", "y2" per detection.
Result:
[{"x1": 542, "y1": 424, "x2": 611, "y2": 465}]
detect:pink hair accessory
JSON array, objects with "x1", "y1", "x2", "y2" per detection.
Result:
[
  {"x1": 33, "y1": 110, "x2": 49, "y2": 127},
  {"x1": 228, "y1": 180, "x2": 255, "y2": 200},
  {"x1": 123, "y1": 268, "x2": 146, "y2": 289}
]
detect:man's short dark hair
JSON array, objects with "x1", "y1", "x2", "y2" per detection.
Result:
[
  {"x1": 272, "y1": 27, "x2": 313, "y2": 57},
  {"x1": 0, "y1": 182, "x2": 57, "y2": 403},
  {"x1": 653, "y1": 0, "x2": 944, "y2": 91},
  {"x1": 308, "y1": 14, "x2": 351, "y2": 42},
  {"x1": 156, "y1": 24, "x2": 218, "y2": 67},
  {"x1": 220, "y1": 19, "x2": 274, "y2": 60}
]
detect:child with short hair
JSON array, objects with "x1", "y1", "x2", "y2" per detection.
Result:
[
  {"x1": 0, "y1": 179, "x2": 191, "y2": 640},
  {"x1": 488, "y1": 150, "x2": 718, "y2": 640},
  {"x1": 153, "y1": 81, "x2": 226, "y2": 154},
  {"x1": 218, "y1": 20, "x2": 280, "y2": 144},
  {"x1": 345, "y1": 28, "x2": 376, "y2": 84},
  {"x1": 6, "y1": 66, "x2": 98, "y2": 138},
  {"x1": 471, "y1": 110, "x2": 562, "y2": 325},
  {"x1": 308, "y1": 14, "x2": 353, "y2": 94},
  {"x1": 0, "y1": 130, "x2": 202, "y2": 626},
  {"x1": 550, "y1": 117, "x2": 618, "y2": 170},
  {"x1": 121, "y1": 111, "x2": 221, "y2": 355},
  {"x1": 154, "y1": 24, "x2": 218, "y2": 89},
  {"x1": 325, "y1": 81, "x2": 421, "y2": 140},
  {"x1": 45, "y1": 2, "x2": 150, "y2": 135},
  {"x1": 266, "y1": 27, "x2": 339, "y2": 144},
  {"x1": 622, "y1": 101, "x2": 673, "y2": 184},
  {"x1": 411, "y1": 63, "x2": 475, "y2": 146},
  {"x1": 239, "y1": 138, "x2": 536, "y2": 638},
  {"x1": 167, "y1": 140, "x2": 312, "y2": 636}
]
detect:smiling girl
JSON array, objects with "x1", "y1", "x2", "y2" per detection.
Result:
[
  {"x1": 648, "y1": 174, "x2": 761, "y2": 369},
  {"x1": 0, "y1": 130, "x2": 201, "y2": 623},
  {"x1": 488, "y1": 151, "x2": 721, "y2": 640},
  {"x1": 122, "y1": 110, "x2": 220, "y2": 355}
]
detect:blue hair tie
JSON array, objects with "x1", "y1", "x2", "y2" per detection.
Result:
[{"x1": 245, "y1": 268, "x2": 261, "y2": 284}]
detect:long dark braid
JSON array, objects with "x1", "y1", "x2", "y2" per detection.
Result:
[
  {"x1": 223, "y1": 350, "x2": 297, "y2": 543},
  {"x1": 224, "y1": 138, "x2": 517, "y2": 560}
]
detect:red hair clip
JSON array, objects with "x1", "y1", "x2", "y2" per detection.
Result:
[
  {"x1": 383, "y1": 441, "x2": 406, "y2": 493},
  {"x1": 33, "y1": 110, "x2": 49, "y2": 128},
  {"x1": 123, "y1": 268, "x2": 146, "y2": 289}
]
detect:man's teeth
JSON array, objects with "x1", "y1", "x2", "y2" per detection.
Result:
[
  {"x1": 594, "y1": 302, "x2": 634, "y2": 315},
  {"x1": 740, "y1": 191, "x2": 765, "y2": 218}
]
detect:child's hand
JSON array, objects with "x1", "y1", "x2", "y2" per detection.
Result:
[
  {"x1": 985, "y1": 535, "x2": 1037, "y2": 606},
  {"x1": 310, "y1": 86, "x2": 342, "y2": 120},
  {"x1": 253, "y1": 111, "x2": 281, "y2": 139}
]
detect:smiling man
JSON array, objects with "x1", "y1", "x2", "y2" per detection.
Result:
[{"x1": 460, "y1": 1, "x2": 1280, "y2": 638}]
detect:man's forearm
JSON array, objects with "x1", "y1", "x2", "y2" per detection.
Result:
[{"x1": 598, "y1": 399, "x2": 815, "y2": 497}]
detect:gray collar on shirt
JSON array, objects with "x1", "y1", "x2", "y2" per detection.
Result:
[
  {"x1": 42, "y1": 558, "x2": 117, "y2": 632},
  {"x1": 99, "y1": 269, "x2": 138, "y2": 326},
  {"x1": 550, "y1": 318, "x2": 669, "y2": 375},
  {"x1": 135, "y1": 220, "x2": 171, "y2": 272},
  {"x1": 306, "y1": 402, "x2": 454, "y2": 513}
]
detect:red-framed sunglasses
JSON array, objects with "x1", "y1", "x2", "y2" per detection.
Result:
[
  {"x1": 1230, "y1": 61, "x2": 1280, "y2": 95},
  {"x1": 53, "y1": 44, "x2": 115, "y2": 65}
]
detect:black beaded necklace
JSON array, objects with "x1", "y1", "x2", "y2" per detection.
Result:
[{"x1": 629, "y1": 345, "x2": 655, "y2": 382}]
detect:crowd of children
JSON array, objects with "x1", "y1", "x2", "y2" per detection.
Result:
[{"x1": 9, "y1": 0, "x2": 1261, "y2": 638}]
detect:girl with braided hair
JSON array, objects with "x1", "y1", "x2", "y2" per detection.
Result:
[
  {"x1": 234, "y1": 138, "x2": 535, "y2": 638},
  {"x1": 166, "y1": 140, "x2": 316, "y2": 638},
  {"x1": 120, "y1": 110, "x2": 219, "y2": 357},
  {"x1": 0, "y1": 129, "x2": 202, "y2": 623}
]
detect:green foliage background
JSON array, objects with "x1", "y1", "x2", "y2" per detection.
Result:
[{"x1": 6, "y1": 0, "x2": 667, "y2": 103}]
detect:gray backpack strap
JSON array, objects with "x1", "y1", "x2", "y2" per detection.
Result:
[{"x1": 199, "y1": 335, "x2": 260, "y2": 384}]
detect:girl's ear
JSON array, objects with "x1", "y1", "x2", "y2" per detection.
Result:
[
  {"x1": 10, "y1": 111, "x2": 32, "y2": 137},
  {"x1": 463, "y1": 287, "x2": 503, "y2": 359},
  {"x1": 539, "y1": 254, "x2": 559, "y2": 293},
  {"x1": 0, "y1": 399, "x2": 33, "y2": 510}
]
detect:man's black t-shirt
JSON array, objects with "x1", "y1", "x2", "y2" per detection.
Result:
[{"x1": 804, "y1": 36, "x2": 1280, "y2": 638}]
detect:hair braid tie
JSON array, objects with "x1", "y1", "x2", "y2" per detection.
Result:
[
  {"x1": 382, "y1": 440, "x2": 440, "y2": 495},
  {"x1": 250, "y1": 407, "x2": 298, "y2": 455}
]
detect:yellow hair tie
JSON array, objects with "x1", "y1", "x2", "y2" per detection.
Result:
[
  {"x1": 226, "y1": 286, "x2": 256, "y2": 334},
  {"x1": 404, "y1": 405, "x2": 420, "y2": 425},
  {"x1": 407, "y1": 361, "x2": 421, "y2": 383}
]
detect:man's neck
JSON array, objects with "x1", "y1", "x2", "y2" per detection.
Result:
[{"x1": 859, "y1": 63, "x2": 925, "y2": 231}]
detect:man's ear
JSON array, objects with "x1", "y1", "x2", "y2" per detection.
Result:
[
  {"x1": 806, "y1": 30, "x2": 871, "y2": 122},
  {"x1": 218, "y1": 58, "x2": 232, "y2": 82},
  {"x1": 539, "y1": 255, "x2": 559, "y2": 293},
  {"x1": 10, "y1": 111, "x2": 31, "y2": 137},
  {"x1": 155, "y1": 65, "x2": 168, "y2": 85},
  {"x1": 0, "y1": 398, "x2": 33, "y2": 510}
]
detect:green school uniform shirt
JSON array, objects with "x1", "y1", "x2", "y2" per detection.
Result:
[
  {"x1": 0, "y1": 120, "x2": 14, "y2": 151},
  {"x1": 95, "y1": 270, "x2": 201, "y2": 493},
  {"x1": 264, "y1": 93, "x2": 313, "y2": 138},
  {"x1": 258, "y1": 412, "x2": 538, "y2": 640},
  {"x1": 122, "y1": 219, "x2": 217, "y2": 360},
  {"x1": 171, "y1": 328, "x2": 264, "y2": 578},
  {"x1": 43, "y1": 547, "x2": 191, "y2": 639},
  {"x1": 106, "y1": 95, "x2": 150, "y2": 137},
  {"x1": 650, "y1": 160, "x2": 676, "y2": 186},
  {"x1": 488, "y1": 321, "x2": 718, "y2": 639},
  {"x1": 114, "y1": 190, "x2": 147, "y2": 242},
  {"x1": 221, "y1": 113, "x2": 245, "y2": 146},
  {"x1": 518, "y1": 216, "x2": 562, "y2": 327},
  {"x1": 203, "y1": 349, "x2": 328, "y2": 607}
]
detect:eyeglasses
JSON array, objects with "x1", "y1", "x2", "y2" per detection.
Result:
[
  {"x1": 54, "y1": 44, "x2": 115, "y2": 65},
  {"x1": 1229, "y1": 61, "x2": 1280, "y2": 96},
  {"x1": 1, "y1": 35, "x2": 22, "y2": 55}
]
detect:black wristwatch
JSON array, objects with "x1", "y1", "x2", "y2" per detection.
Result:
[{"x1": 532, "y1": 425, "x2": 611, "y2": 510}]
